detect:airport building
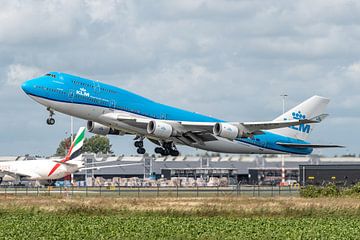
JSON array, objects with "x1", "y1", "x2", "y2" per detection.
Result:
[
  {"x1": 299, "y1": 164, "x2": 360, "y2": 186},
  {"x1": 74, "y1": 154, "x2": 360, "y2": 186},
  {"x1": 2, "y1": 154, "x2": 360, "y2": 186}
]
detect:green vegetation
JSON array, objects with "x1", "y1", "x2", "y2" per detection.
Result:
[
  {"x1": 56, "y1": 135, "x2": 113, "y2": 156},
  {"x1": 300, "y1": 183, "x2": 360, "y2": 197},
  {"x1": 0, "y1": 196, "x2": 360, "y2": 239},
  {"x1": 1, "y1": 212, "x2": 360, "y2": 239}
]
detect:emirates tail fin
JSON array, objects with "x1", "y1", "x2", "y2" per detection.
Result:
[{"x1": 65, "y1": 127, "x2": 86, "y2": 161}]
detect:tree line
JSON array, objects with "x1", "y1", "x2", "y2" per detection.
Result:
[{"x1": 55, "y1": 135, "x2": 113, "y2": 156}]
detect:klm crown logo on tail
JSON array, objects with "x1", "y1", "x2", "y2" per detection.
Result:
[
  {"x1": 270, "y1": 95, "x2": 329, "y2": 141},
  {"x1": 286, "y1": 111, "x2": 311, "y2": 134}
]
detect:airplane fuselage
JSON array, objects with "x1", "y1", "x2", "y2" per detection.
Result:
[
  {"x1": 22, "y1": 72, "x2": 312, "y2": 155},
  {"x1": 0, "y1": 159, "x2": 82, "y2": 180}
]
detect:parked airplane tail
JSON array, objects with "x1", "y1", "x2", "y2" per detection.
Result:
[
  {"x1": 65, "y1": 127, "x2": 86, "y2": 161},
  {"x1": 269, "y1": 95, "x2": 330, "y2": 141}
]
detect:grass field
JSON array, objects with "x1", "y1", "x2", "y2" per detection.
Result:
[{"x1": 1, "y1": 196, "x2": 360, "y2": 239}]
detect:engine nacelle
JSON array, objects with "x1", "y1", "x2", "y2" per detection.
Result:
[
  {"x1": 213, "y1": 123, "x2": 251, "y2": 140},
  {"x1": 147, "y1": 120, "x2": 173, "y2": 138},
  {"x1": 213, "y1": 123, "x2": 239, "y2": 140},
  {"x1": 87, "y1": 121, "x2": 121, "y2": 135}
]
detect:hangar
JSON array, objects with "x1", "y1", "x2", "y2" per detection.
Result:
[{"x1": 299, "y1": 164, "x2": 360, "y2": 186}]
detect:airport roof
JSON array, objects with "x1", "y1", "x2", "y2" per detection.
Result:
[{"x1": 5, "y1": 154, "x2": 360, "y2": 176}]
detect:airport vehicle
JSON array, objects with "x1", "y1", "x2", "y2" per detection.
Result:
[
  {"x1": 21, "y1": 72, "x2": 343, "y2": 156},
  {"x1": 0, "y1": 127, "x2": 140, "y2": 182}
]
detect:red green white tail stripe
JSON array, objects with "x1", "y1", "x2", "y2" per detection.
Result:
[
  {"x1": 48, "y1": 127, "x2": 86, "y2": 177},
  {"x1": 67, "y1": 127, "x2": 86, "y2": 161}
]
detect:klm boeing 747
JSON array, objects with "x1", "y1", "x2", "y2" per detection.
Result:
[{"x1": 21, "y1": 72, "x2": 343, "y2": 156}]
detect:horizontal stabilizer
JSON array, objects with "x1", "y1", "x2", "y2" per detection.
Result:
[
  {"x1": 79, "y1": 163, "x2": 143, "y2": 171},
  {"x1": 276, "y1": 142, "x2": 345, "y2": 148},
  {"x1": 310, "y1": 114, "x2": 329, "y2": 123}
]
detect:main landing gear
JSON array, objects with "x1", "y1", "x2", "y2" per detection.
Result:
[
  {"x1": 154, "y1": 142, "x2": 179, "y2": 157},
  {"x1": 134, "y1": 140, "x2": 146, "y2": 154},
  {"x1": 46, "y1": 107, "x2": 55, "y2": 125}
]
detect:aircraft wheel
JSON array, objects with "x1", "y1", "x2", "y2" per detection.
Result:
[
  {"x1": 47, "y1": 118, "x2": 55, "y2": 125},
  {"x1": 162, "y1": 149, "x2": 170, "y2": 156},
  {"x1": 134, "y1": 141, "x2": 144, "y2": 148},
  {"x1": 137, "y1": 147, "x2": 146, "y2": 154},
  {"x1": 155, "y1": 147, "x2": 163, "y2": 154},
  {"x1": 170, "y1": 150, "x2": 180, "y2": 157}
]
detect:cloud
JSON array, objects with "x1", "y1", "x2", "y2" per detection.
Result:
[
  {"x1": 84, "y1": 0, "x2": 119, "y2": 23},
  {"x1": 0, "y1": 0, "x2": 358, "y2": 156},
  {"x1": 6, "y1": 64, "x2": 43, "y2": 86},
  {"x1": 345, "y1": 62, "x2": 360, "y2": 79}
]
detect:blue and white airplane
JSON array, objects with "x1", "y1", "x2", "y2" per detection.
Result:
[{"x1": 21, "y1": 72, "x2": 342, "y2": 156}]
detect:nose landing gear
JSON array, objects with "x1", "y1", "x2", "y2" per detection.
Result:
[{"x1": 46, "y1": 107, "x2": 55, "y2": 125}]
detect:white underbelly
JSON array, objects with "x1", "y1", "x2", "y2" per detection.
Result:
[
  {"x1": 194, "y1": 138, "x2": 281, "y2": 154},
  {"x1": 31, "y1": 95, "x2": 148, "y2": 135}
]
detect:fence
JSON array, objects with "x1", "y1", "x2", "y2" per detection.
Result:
[{"x1": 0, "y1": 185, "x2": 300, "y2": 198}]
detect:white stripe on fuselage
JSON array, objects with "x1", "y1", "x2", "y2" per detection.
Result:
[{"x1": 30, "y1": 95, "x2": 282, "y2": 154}]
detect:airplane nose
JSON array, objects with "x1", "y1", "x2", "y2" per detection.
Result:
[{"x1": 21, "y1": 81, "x2": 30, "y2": 93}]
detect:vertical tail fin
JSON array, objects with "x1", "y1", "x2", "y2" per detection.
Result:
[
  {"x1": 270, "y1": 95, "x2": 330, "y2": 141},
  {"x1": 65, "y1": 127, "x2": 86, "y2": 161}
]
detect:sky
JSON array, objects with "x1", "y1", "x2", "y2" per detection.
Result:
[{"x1": 0, "y1": 0, "x2": 359, "y2": 157}]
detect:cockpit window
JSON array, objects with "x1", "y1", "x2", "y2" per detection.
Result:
[{"x1": 45, "y1": 73, "x2": 56, "y2": 78}]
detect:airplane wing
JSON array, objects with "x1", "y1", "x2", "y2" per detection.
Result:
[
  {"x1": 276, "y1": 143, "x2": 345, "y2": 148},
  {"x1": 78, "y1": 163, "x2": 143, "y2": 171},
  {"x1": 240, "y1": 119, "x2": 318, "y2": 132},
  {"x1": 0, "y1": 169, "x2": 32, "y2": 179},
  {"x1": 98, "y1": 112, "x2": 321, "y2": 143}
]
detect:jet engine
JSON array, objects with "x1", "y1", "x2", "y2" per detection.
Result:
[
  {"x1": 147, "y1": 120, "x2": 174, "y2": 138},
  {"x1": 87, "y1": 121, "x2": 121, "y2": 135},
  {"x1": 213, "y1": 123, "x2": 250, "y2": 140}
]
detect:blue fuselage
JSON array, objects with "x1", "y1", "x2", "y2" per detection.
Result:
[{"x1": 21, "y1": 72, "x2": 312, "y2": 155}]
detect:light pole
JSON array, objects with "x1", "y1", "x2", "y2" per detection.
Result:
[
  {"x1": 70, "y1": 116, "x2": 74, "y2": 185},
  {"x1": 281, "y1": 94, "x2": 288, "y2": 115},
  {"x1": 70, "y1": 116, "x2": 74, "y2": 144},
  {"x1": 280, "y1": 94, "x2": 288, "y2": 184}
]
